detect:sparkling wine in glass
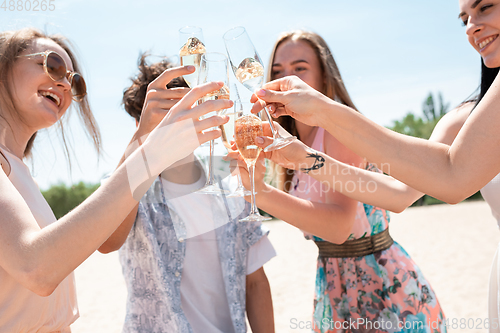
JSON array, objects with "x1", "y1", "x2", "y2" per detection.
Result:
[
  {"x1": 234, "y1": 101, "x2": 271, "y2": 222},
  {"x1": 223, "y1": 26, "x2": 296, "y2": 152},
  {"x1": 179, "y1": 26, "x2": 206, "y2": 88},
  {"x1": 220, "y1": 104, "x2": 252, "y2": 198},
  {"x1": 195, "y1": 52, "x2": 231, "y2": 195}
]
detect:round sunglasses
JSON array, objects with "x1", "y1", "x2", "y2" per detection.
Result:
[{"x1": 19, "y1": 50, "x2": 87, "y2": 102}]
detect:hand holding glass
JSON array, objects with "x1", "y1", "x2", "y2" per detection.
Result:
[
  {"x1": 223, "y1": 26, "x2": 296, "y2": 152},
  {"x1": 220, "y1": 107, "x2": 253, "y2": 197},
  {"x1": 195, "y1": 52, "x2": 231, "y2": 194},
  {"x1": 234, "y1": 101, "x2": 271, "y2": 222}
]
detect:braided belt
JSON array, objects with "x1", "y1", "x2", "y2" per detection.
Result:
[{"x1": 315, "y1": 228, "x2": 394, "y2": 258}]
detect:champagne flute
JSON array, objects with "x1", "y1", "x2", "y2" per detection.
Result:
[
  {"x1": 179, "y1": 27, "x2": 212, "y2": 149},
  {"x1": 223, "y1": 26, "x2": 296, "y2": 152},
  {"x1": 195, "y1": 52, "x2": 231, "y2": 195},
  {"x1": 222, "y1": 84, "x2": 252, "y2": 197},
  {"x1": 179, "y1": 26, "x2": 206, "y2": 88},
  {"x1": 234, "y1": 101, "x2": 271, "y2": 222},
  {"x1": 221, "y1": 102, "x2": 252, "y2": 198}
]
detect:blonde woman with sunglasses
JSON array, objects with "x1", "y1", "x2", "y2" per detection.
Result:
[{"x1": 0, "y1": 28, "x2": 231, "y2": 332}]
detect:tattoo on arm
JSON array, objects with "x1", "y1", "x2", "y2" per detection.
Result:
[{"x1": 300, "y1": 151, "x2": 325, "y2": 174}]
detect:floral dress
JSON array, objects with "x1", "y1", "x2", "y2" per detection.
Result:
[{"x1": 289, "y1": 127, "x2": 446, "y2": 333}]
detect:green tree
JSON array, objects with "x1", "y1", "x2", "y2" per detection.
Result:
[
  {"x1": 422, "y1": 92, "x2": 449, "y2": 123},
  {"x1": 390, "y1": 113, "x2": 429, "y2": 138},
  {"x1": 42, "y1": 182, "x2": 100, "y2": 219},
  {"x1": 390, "y1": 92, "x2": 449, "y2": 140}
]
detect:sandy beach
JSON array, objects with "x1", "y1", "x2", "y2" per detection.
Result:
[{"x1": 72, "y1": 200, "x2": 499, "y2": 333}]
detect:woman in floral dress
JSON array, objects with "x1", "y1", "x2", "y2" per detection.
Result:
[{"x1": 231, "y1": 30, "x2": 446, "y2": 332}]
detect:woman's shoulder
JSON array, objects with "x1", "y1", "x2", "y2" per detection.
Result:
[
  {"x1": 429, "y1": 101, "x2": 474, "y2": 145},
  {"x1": 442, "y1": 102, "x2": 472, "y2": 128}
]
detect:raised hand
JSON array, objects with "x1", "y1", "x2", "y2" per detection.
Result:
[
  {"x1": 135, "y1": 65, "x2": 232, "y2": 145},
  {"x1": 225, "y1": 121, "x2": 315, "y2": 193},
  {"x1": 136, "y1": 65, "x2": 193, "y2": 138},
  {"x1": 256, "y1": 121, "x2": 313, "y2": 171},
  {"x1": 135, "y1": 81, "x2": 231, "y2": 179},
  {"x1": 250, "y1": 75, "x2": 332, "y2": 128},
  {"x1": 156, "y1": 81, "x2": 232, "y2": 142}
]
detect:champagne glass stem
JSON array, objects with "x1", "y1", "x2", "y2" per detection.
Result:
[
  {"x1": 237, "y1": 174, "x2": 245, "y2": 191},
  {"x1": 207, "y1": 139, "x2": 215, "y2": 185},
  {"x1": 261, "y1": 103, "x2": 296, "y2": 152},
  {"x1": 262, "y1": 106, "x2": 277, "y2": 137},
  {"x1": 227, "y1": 167, "x2": 252, "y2": 198},
  {"x1": 248, "y1": 162, "x2": 259, "y2": 215}
]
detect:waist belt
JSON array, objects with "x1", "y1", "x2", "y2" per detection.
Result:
[{"x1": 315, "y1": 228, "x2": 393, "y2": 258}]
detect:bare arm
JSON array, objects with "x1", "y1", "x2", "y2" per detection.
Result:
[
  {"x1": 246, "y1": 267, "x2": 275, "y2": 333},
  {"x1": 235, "y1": 131, "x2": 363, "y2": 243},
  {"x1": 0, "y1": 82, "x2": 231, "y2": 296},
  {"x1": 97, "y1": 138, "x2": 141, "y2": 254},
  {"x1": 255, "y1": 76, "x2": 493, "y2": 203},
  {"x1": 242, "y1": 102, "x2": 474, "y2": 213},
  {"x1": 254, "y1": 185, "x2": 355, "y2": 243},
  {"x1": 307, "y1": 102, "x2": 475, "y2": 212},
  {"x1": 0, "y1": 152, "x2": 151, "y2": 297},
  {"x1": 316, "y1": 97, "x2": 486, "y2": 204},
  {"x1": 99, "y1": 67, "x2": 192, "y2": 253}
]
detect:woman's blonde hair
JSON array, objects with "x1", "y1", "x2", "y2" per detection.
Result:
[
  {"x1": 266, "y1": 30, "x2": 358, "y2": 191},
  {"x1": 0, "y1": 27, "x2": 101, "y2": 159}
]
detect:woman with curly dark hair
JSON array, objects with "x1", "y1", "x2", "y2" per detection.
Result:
[{"x1": 100, "y1": 53, "x2": 276, "y2": 333}]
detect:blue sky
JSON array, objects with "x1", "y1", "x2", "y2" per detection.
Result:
[{"x1": 1, "y1": 0, "x2": 479, "y2": 189}]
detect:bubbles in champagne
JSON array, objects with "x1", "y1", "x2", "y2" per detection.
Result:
[
  {"x1": 235, "y1": 58, "x2": 264, "y2": 88},
  {"x1": 235, "y1": 114, "x2": 263, "y2": 164},
  {"x1": 180, "y1": 54, "x2": 202, "y2": 87},
  {"x1": 207, "y1": 84, "x2": 230, "y2": 100},
  {"x1": 200, "y1": 84, "x2": 230, "y2": 103},
  {"x1": 179, "y1": 37, "x2": 206, "y2": 56},
  {"x1": 179, "y1": 38, "x2": 206, "y2": 88}
]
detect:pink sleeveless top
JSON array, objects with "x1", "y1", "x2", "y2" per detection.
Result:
[
  {"x1": 0, "y1": 148, "x2": 78, "y2": 333},
  {"x1": 289, "y1": 127, "x2": 389, "y2": 241}
]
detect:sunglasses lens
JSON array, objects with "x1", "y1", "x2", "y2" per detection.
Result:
[
  {"x1": 71, "y1": 73, "x2": 87, "y2": 101},
  {"x1": 46, "y1": 52, "x2": 67, "y2": 81}
]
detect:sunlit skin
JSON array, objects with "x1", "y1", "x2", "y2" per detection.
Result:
[
  {"x1": 460, "y1": 0, "x2": 500, "y2": 68},
  {"x1": 0, "y1": 29, "x2": 235, "y2": 315},
  {"x1": 272, "y1": 39, "x2": 325, "y2": 145},
  {"x1": 2, "y1": 38, "x2": 73, "y2": 159},
  {"x1": 244, "y1": 0, "x2": 500, "y2": 205},
  {"x1": 224, "y1": 37, "x2": 366, "y2": 244}
]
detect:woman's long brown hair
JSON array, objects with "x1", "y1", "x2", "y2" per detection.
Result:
[{"x1": 266, "y1": 30, "x2": 358, "y2": 191}]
